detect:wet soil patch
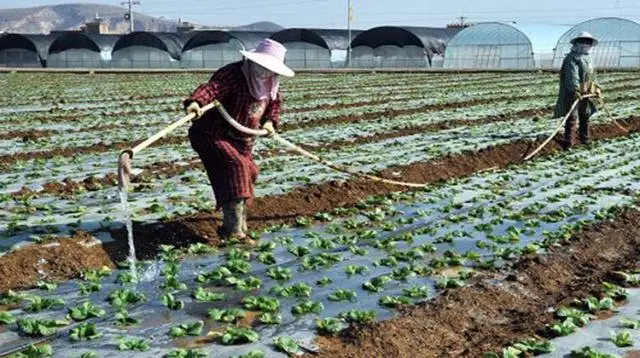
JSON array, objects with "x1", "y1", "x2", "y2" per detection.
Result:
[{"x1": 307, "y1": 207, "x2": 640, "y2": 358}]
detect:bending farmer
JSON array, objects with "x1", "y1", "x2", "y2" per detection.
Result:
[
  {"x1": 183, "y1": 39, "x2": 295, "y2": 245},
  {"x1": 555, "y1": 31, "x2": 602, "y2": 148}
]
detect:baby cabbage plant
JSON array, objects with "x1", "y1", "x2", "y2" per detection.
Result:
[
  {"x1": 196, "y1": 267, "x2": 233, "y2": 283},
  {"x1": 0, "y1": 290, "x2": 25, "y2": 305},
  {"x1": 81, "y1": 266, "x2": 112, "y2": 283},
  {"x1": 78, "y1": 282, "x2": 101, "y2": 295},
  {"x1": 257, "y1": 252, "x2": 277, "y2": 265},
  {"x1": 349, "y1": 246, "x2": 368, "y2": 256},
  {"x1": 9, "y1": 344, "x2": 52, "y2": 358},
  {"x1": 227, "y1": 248, "x2": 251, "y2": 261},
  {"x1": 270, "y1": 282, "x2": 313, "y2": 298},
  {"x1": 70, "y1": 322, "x2": 103, "y2": 342},
  {"x1": 226, "y1": 276, "x2": 262, "y2": 291},
  {"x1": 288, "y1": 246, "x2": 311, "y2": 258},
  {"x1": 226, "y1": 260, "x2": 252, "y2": 275},
  {"x1": 67, "y1": 301, "x2": 106, "y2": 321},
  {"x1": 620, "y1": 318, "x2": 640, "y2": 329},
  {"x1": 510, "y1": 338, "x2": 555, "y2": 354},
  {"x1": 569, "y1": 346, "x2": 617, "y2": 358},
  {"x1": 229, "y1": 351, "x2": 264, "y2": 358},
  {"x1": 241, "y1": 296, "x2": 280, "y2": 312},
  {"x1": 217, "y1": 327, "x2": 259, "y2": 345},
  {"x1": 435, "y1": 277, "x2": 465, "y2": 289},
  {"x1": 0, "y1": 311, "x2": 16, "y2": 325},
  {"x1": 166, "y1": 348, "x2": 208, "y2": 358},
  {"x1": 117, "y1": 337, "x2": 151, "y2": 351},
  {"x1": 161, "y1": 276, "x2": 187, "y2": 291},
  {"x1": 169, "y1": 321, "x2": 204, "y2": 338},
  {"x1": 162, "y1": 293, "x2": 184, "y2": 310},
  {"x1": 403, "y1": 285, "x2": 429, "y2": 299},
  {"x1": 550, "y1": 318, "x2": 578, "y2": 336},
  {"x1": 316, "y1": 277, "x2": 333, "y2": 286},
  {"x1": 273, "y1": 336, "x2": 299, "y2": 355},
  {"x1": 291, "y1": 300, "x2": 324, "y2": 316},
  {"x1": 24, "y1": 296, "x2": 65, "y2": 312},
  {"x1": 576, "y1": 296, "x2": 615, "y2": 313},
  {"x1": 116, "y1": 271, "x2": 138, "y2": 285},
  {"x1": 17, "y1": 318, "x2": 70, "y2": 337},
  {"x1": 266, "y1": 267, "x2": 293, "y2": 281},
  {"x1": 610, "y1": 331, "x2": 634, "y2": 347},
  {"x1": 208, "y1": 308, "x2": 246, "y2": 323},
  {"x1": 378, "y1": 295, "x2": 411, "y2": 308},
  {"x1": 363, "y1": 275, "x2": 392, "y2": 293},
  {"x1": 108, "y1": 289, "x2": 146, "y2": 309},
  {"x1": 35, "y1": 280, "x2": 57, "y2": 291},
  {"x1": 186, "y1": 243, "x2": 217, "y2": 255},
  {"x1": 556, "y1": 307, "x2": 591, "y2": 327},
  {"x1": 339, "y1": 309, "x2": 377, "y2": 324},
  {"x1": 258, "y1": 312, "x2": 282, "y2": 325},
  {"x1": 391, "y1": 266, "x2": 417, "y2": 281},
  {"x1": 115, "y1": 310, "x2": 140, "y2": 327},
  {"x1": 602, "y1": 282, "x2": 629, "y2": 300},
  {"x1": 345, "y1": 265, "x2": 369, "y2": 276},
  {"x1": 316, "y1": 318, "x2": 345, "y2": 335},
  {"x1": 328, "y1": 289, "x2": 357, "y2": 302}
]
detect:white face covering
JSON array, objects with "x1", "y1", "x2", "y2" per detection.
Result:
[
  {"x1": 241, "y1": 60, "x2": 279, "y2": 101},
  {"x1": 572, "y1": 43, "x2": 593, "y2": 55}
]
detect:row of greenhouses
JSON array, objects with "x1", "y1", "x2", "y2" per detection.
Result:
[{"x1": 1, "y1": 17, "x2": 640, "y2": 70}]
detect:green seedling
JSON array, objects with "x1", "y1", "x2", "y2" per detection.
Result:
[
  {"x1": 577, "y1": 296, "x2": 615, "y2": 313},
  {"x1": 116, "y1": 271, "x2": 138, "y2": 285},
  {"x1": 115, "y1": 311, "x2": 140, "y2": 327},
  {"x1": 288, "y1": 246, "x2": 311, "y2": 258},
  {"x1": 0, "y1": 311, "x2": 16, "y2": 324},
  {"x1": 258, "y1": 312, "x2": 282, "y2": 325},
  {"x1": 270, "y1": 282, "x2": 313, "y2": 298},
  {"x1": 226, "y1": 260, "x2": 252, "y2": 274},
  {"x1": 511, "y1": 338, "x2": 555, "y2": 354},
  {"x1": 79, "y1": 351, "x2": 98, "y2": 358},
  {"x1": 70, "y1": 322, "x2": 103, "y2": 342},
  {"x1": 162, "y1": 293, "x2": 184, "y2": 310},
  {"x1": 345, "y1": 265, "x2": 369, "y2": 276},
  {"x1": 169, "y1": 321, "x2": 204, "y2": 338},
  {"x1": 35, "y1": 280, "x2": 57, "y2": 291},
  {"x1": 550, "y1": 318, "x2": 578, "y2": 336},
  {"x1": 363, "y1": 275, "x2": 392, "y2": 293},
  {"x1": 229, "y1": 351, "x2": 264, "y2": 358},
  {"x1": 316, "y1": 317, "x2": 345, "y2": 335},
  {"x1": 186, "y1": 243, "x2": 217, "y2": 255},
  {"x1": 208, "y1": 308, "x2": 246, "y2": 323},
  {"x1": 257, "y1": 252, "x2": 276, "y2": 265},
  {"x1": 192, "y1": 287, "x2": 226, "y2": 302},
  {"x1": 602, "y1": 282, "x2": 629, "y2": 300},
  {"x1": 166, "y1": 348, "x2": 208, "y2": 358},
  {"x1": 81, "y1": 266, "x2": 112, "y2": 283},
  {"x1": 273, "y1": 336, "x2": 299, "y2": 355},
  {"x1": 118, "y1": 338, "x2": 151, "y2": 352},
  {"x1": 610, "y1": 330, "x2": 634, "y2": 347},
  {"x1": 316, "y1": 277, "x2": 333, "y2": 286},
  {"x1": 17, "y1": 318, "x2": 70, "y2": 337},
  {"x1": 217, "y1": 327, "x2": 259, "y2": 345},
  {"x1": 0, "y1": 290, "x2": 25, "y2": 305},
  {"x1": 435, "y1": 277, "x2": 465, "y2": 289},
  {"x1": 67, "y1": 301, "x2": 106, "y2": 321},
  {"x1": 241, "y1": 296, "x2": 280, "y2": 313},
  {"x1": 329, "y1": 289, "x2": 358, "y2": 302},
  {"x1": 161, "y1": 276, "x2": 187, "y2": 291},
  {"x1": 402, "y1": 285, "x2": 429, "y2": 299},
  {"x1": 569, "y1": 346, "x2": 617, "y2": 358},
  {"x1": 226, "y1": 276, "x2": 262, "y2": 291},
  {"x1": 378, "y1": 295, "x2": 411, "y2": 308},
  {"x1": 620, "y1": 318, "x2": 640, "y2": 329},
  {"x1": 196, "y1": 267, "x2": 233, "y2": 283},
  {"x1": 339, "y1": 309, "x2": 377, "y2": 324},
  {"x1": 8, "y1": 344, "x2": 52, "y2": 358},
  {"x1": 556, "y1": 307, "x2": 591, "y2": 326},
  {"x1": 227, "y1": 248, "x2": 251, "y2": 261},
  {"x1": 291, "y1": 300, "x2": 324, "y2": 316},
  {"x1": 23, "y1": 296, "x2": 65, "y2": 313},
  {"x1": 78, "y1": 282, "x2": 101, "y2": 295},
  {"x1": 349, "y1": 246, "x2": 368, "y2": 256},
  {"x1": 108, "y1": 289, "x2": 146, "y2": 308},
  {"x1": 267, "y1": 267, "x2": 293, "y2": 281}
]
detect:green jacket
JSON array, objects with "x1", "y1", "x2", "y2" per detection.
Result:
[{"x1": 554, "y1": 51, "x2": 598, "y2": 118}]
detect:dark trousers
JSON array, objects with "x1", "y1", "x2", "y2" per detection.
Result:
[{"x1": 564, "y1": 97, "x2": 590, "y2": 146}]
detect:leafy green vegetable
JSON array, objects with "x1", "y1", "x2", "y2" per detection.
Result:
[
  {"x1": 363, "y1": 275, "x2": 392, "y2": 293},
  {"x1": 345, "y1": 265, "x2": 369, "y2": 276},
  {"x1": 228, "y1": 351, "x2": 264, "y2": 358},
  {"x1": 115, "y1": 311, "x2": 140, "y2": 327},
  {"x1": 7, "y1": 344, "x2": 52, "y2": 358},
  {"x1": 227, "y1": 248, "x2": 251, "y2": 261},
  {"x1": 577, "y1": 296, "x2": 614, "y2": 313},
  {"x1": 288, "y1": 246, "x2": 310, "y2": 258},
  {"x1": 378, "y1": 295, "x2": 411, "y2": 308},
  {"x1": 186, "y1": 243, "x2": 217, "y2": 255},
  {"x1": 257, "y1": 252, "x2": 276, "y2": 265},
  {"x1": 208, "y1": 308, "x2": 246, "y2": 323},
  {"x1": 70, "y1": 322, "x2": 103, "y2": 341},
  {"x1": 273, "y1": 336, "x2": 299, "y2": 354},
  {"x1": 78, "y1": 282, "x2": 101, "y2": 295},
  {"x1": 0, "y1": 311, "x2": 16, "y2": 324},
  {"x1": 81, "y1": 266, "x2": 112, "y2": 283},
  {"x1": 23, "y1": 296, "x2": 65, "y2": 312},
  {"x1": 169, "y1": 321, "x2": 204, "y2": 338},
  {"x1": 328, "y1": 289, "x2": 357, "y2": 302},
  {"x1": 510, "y1": 338, "x2": 555, "y2": 354},
  {"x1": 79, "y1": 352, "x2": 98, "y2": 358},
  {"x1": 266, "y1": 267, "x2": 292, "y2": 281},
  {"x1": 316, "y1": 318, "x2": 345, "y2": 335},
  {"x1": 316, "y1": 277, "x2": 333, "y2": 286},
  {"x1": 17, "y1": 318, "x2": 70, "y2": 337},
  {"x1": 218, "y1": 327, "x2": 259, "y2": 345},
  {"x1": 67, "y1": 301, "x2": 106, "y2": 321},
  {"x1": 226, "y1": 276, "x2": 262, "y2": 291},
  {"x1": 166, "y1": 348, "x2": 208, "y2": 358},
  {"x1": 402, "y1": 285, "x2": 429, "y2": 299},
  {"x1": 620, "y1": 317, "x2": 640, "y2": 329},
  {"x1": 35, "y1": 280, "x2": 57, "y2": 291},
  {"x1": 116, "y1": 271, "x2": 138, "y2": 285},
  {"x1": 196, "y1": 267, "x2": 233, "y2": 283},
  {"x1": 0, "y1": 290, "x2": 25, "y2": 305},
  {"x1": 107, "y1": 289, "x2": 146, "y2": 308},
  {"x1": 162, "y1": 293, "x2": 184, "y2": 310},
  {"x1": 241, "y1": 296, "x2": 280, "y2": 312},
  {"x1": 569, "y1": 346, "x2": 617, "y2": 358},
  {"x1": 118, "y1": 338, "x2": 151, "y2": 351},
  {"x1": 550, "y1": 318, "x2": 578, "y2": 336},
  {"x1": 192, "y1": 287, "x2": 226, "y2": 302},
  {"x1": 161, "y1": 276, "x2": 187, "y2": 291},
  {"x1": 339, "y1": 309, "x2": 377, "y2": 323},
  {"x1": 610, "y1": 330, "x2": 634, "y2": 347},
  {"x1": 291, "y1": 300, "x2": 324, "y2": 316},
  {"x1": 258, "y1": 312, "x2": 282, "y2": 325},
  {"x1": 435, "y1": 277, "x2": 465, "y2": 289},
  {"x1": 556, "y1": 307, "x2": 591, "y2": 326}
]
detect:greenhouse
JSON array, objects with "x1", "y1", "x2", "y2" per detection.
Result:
[
  {"x1": 350, "y1": 26, "x2": 459, "y2": 68},
  {"x1": 111, "y1": 32, "x2": 185, "y2": 69},
  {"x1": 269, "y1": 28, "x2": 358, "y2": 68},
  {"x1": 47, "y1": 33, "x2": 118, "y2": 68},
  {"x1": 181, "y1": 31, "x2": 245, "y2": 68},
  {"x1": 0, "y1": 34, "x2": 52, "y2": 68},
  {"x1": 443, "y1": 23, "x2": 570, "y2": 69},
  {"x1": 552, "y1": 17, "x2": 640, "y2": 69}
]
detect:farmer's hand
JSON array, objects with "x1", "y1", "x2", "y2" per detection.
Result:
[
  {"x1": 262, "y1": 121, "x2": 276, "y2": 138},
  {"x1": 186, "y1": 102, "x2": 203, "y2": 120}
]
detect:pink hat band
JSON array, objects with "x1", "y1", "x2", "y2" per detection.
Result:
[{"x1": 253, "y1": 39, "x2": 287, "y2": 61}]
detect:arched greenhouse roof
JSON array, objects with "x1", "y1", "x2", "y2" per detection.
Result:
[
  {"x1": 351, "y1": 26, "x2": 460, "y2": 58},
  {"x1": 446, "y1": 23, "x2": 532, "y2": 49},
  {"x1": 552, "y1": 17, "x2": 640, "y2": 68},
  {"x1": 48, "y1": 32, "x2": 104, "y2": 54},
  {"x1": 0, "y1": 33, "x2": 55, "y2": 61},
  {"x1": 112, "y1": 32, "x2": 186, "y2": 59},
  {"x1": 269, "y1": 28, "x2": 362, "y2": 50},
  {"x1": 228, "y1": 31, "x2": 276, "y2": 51},
  {"x1": 182, "y1": 31, "x2": 241, "y2": 52}
]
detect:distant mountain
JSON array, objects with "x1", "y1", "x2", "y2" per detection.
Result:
[{"x1": 0, "y1": 3, "x2": 285, "y2": 34}]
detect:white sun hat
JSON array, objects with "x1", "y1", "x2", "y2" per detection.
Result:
[
  {"x1": 570, "y1": 31, "x2": 599, "y2": 46},
  {"x1": 240, "y1": 38, "x2": 295, "y2": 77}
]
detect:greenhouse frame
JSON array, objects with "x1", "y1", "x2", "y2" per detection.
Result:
[
  {"x1": 181, "y1": 31, "x2": 245, "y2": 69},
  {"x1": 552, "y1": 17, "x2": 640, "y2": 69},
  {"x1": 111, "y1": 31, "x2": 186, "y2": 69},
  {"x1": 47, "y1": 33, "x2": 119, "y2": 68},
  {"x1": 269, "y1": 28, "x2": 360, "y2": 68},
  {"x1": 0, "y1": 34, "x2": 53, "y2": 68}
]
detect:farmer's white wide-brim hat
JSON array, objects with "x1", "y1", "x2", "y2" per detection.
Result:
[
  {"x1": 240, "y1": 38, "x2": 295, "y2": 77},
  {"x1": 570, "y1": 31, "x2": 599, "y2": 46}
]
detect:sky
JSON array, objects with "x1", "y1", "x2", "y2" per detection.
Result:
[{"x1": 2, "y1": 0, "x2": 640, "y2": 28}]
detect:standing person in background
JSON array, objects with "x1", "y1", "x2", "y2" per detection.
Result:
[
  {"x1": 183, "y1": 39, "x2": 295, "y2": 246},
  {"x1": 555, "y1": 31, "x2": 602, "y2": 148}
]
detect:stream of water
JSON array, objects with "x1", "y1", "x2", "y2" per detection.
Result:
[{"x1": 119, "y1": 189, "x2": 138, "y2": 280}]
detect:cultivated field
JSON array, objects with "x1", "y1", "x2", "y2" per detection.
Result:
[{"x1": 1, "y1": 71, "x2": 640, "y2": 357}]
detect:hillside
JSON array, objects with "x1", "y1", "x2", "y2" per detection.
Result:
[{"x1": 0, "y1": 3, "x2": 284, "y2": 34}]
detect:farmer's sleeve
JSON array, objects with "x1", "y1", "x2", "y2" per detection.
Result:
[
  {"x1": 565, "y1": 57, "x2": 581, "y2": 95},
  {"x1": 183, "y1": 81, "x2": 226, "y2": 108},
  {"x1": 262, "y1": 93, "x2": 282, "y2": 128}
]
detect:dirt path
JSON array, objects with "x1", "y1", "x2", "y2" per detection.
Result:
[{"x1": 308, "y1": 207, "x2": 640, "y2": 358}]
